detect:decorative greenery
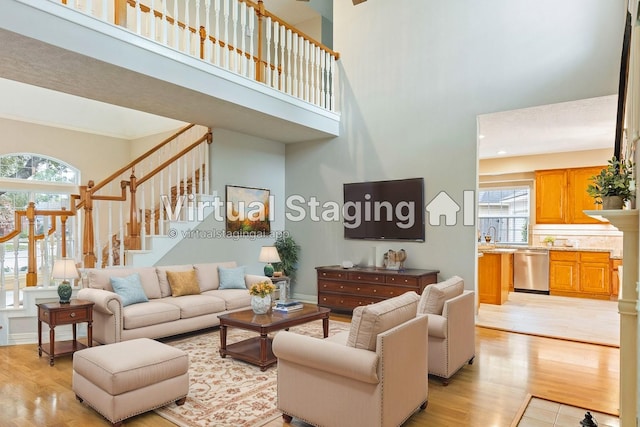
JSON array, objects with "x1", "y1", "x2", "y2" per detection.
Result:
[
  {"x1": 543, "y1": 236, "x2": 555, "y2": 244},
  {"x1": 587, "y1": 156, "x2": 635, "y2": 204},
  {"x1": 248, "y1": 280, "x2": 276, "y2": 297},
  {"x1": 273, "y1": 235, "x2": 299, "y2": 278}
]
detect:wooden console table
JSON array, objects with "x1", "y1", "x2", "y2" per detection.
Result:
[{"x1": 316, "y1": 265, "x2": 439, "y2": 313}]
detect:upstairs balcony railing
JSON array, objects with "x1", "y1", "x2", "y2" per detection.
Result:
[{"x1": 56, "y1": 0, "x2": 339, "y2": 111}]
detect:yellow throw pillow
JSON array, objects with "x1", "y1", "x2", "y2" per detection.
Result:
[{"x1": 166, "y1": 269, "x2": 200, "y2": 297}]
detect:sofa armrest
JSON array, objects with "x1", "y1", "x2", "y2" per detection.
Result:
[
  {"x1": 272, "y1": 331, "x2": 379, "y2": 384},
  {"x1": 77, "y1": 288, "x2": 123, "y2": 344},
  {"x1": 77, "y1": 288, "x2": 122, "y2": 315},
  {"x1": 244, "y1": 274, "x2": 272, "y2": 288}
]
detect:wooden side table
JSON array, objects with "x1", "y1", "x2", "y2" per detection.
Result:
[
  {"x1": 37, "y1": 299, "x2": 94, "y2": 366},
  {"x1": 270, "y1": 275, "x2": 290, "y2": 301}
]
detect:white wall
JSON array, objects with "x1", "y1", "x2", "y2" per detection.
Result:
[
  {"x1": 0, "y1": 117, "x2": 130, "y2": 185},
  {"x1": 157, "y1": 128, "x2": 286, "y2": 275},
  {"x1": 283, "y1": 0, "x2": 625, "y2": 297}
]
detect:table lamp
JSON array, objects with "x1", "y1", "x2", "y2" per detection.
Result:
[
  {"x1": 259, "y1": 246, "x2": 281, "y2": 277},
  {"x1": 52, "y1": 258, "x2": 79, "y2": 304}
]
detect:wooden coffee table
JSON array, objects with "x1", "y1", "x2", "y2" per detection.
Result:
[{"x1": 218, "y1": 305, "x2": 330, "y2": 371}]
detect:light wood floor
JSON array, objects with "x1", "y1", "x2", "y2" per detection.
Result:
[
  {"x1": 0, "y1": 325, "x2": 619, "y2": 427},
  {"x1": 476, "y1": 292, "x2": 620, "y2": 347}
]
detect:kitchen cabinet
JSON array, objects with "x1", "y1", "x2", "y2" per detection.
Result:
[
  {"x1": 535, "y1": 166, "x2": 604, "y2": 224},
  {"x1": 478, "y1": 252, "x2": 512, "y2": 305},
  {"x1": 611, "y1": 258, "x2": 622, "y2": 298},
  {"x1": 549, "y1": 250, "x2": 611, "y2": 298}
]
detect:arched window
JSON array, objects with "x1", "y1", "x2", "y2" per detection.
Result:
[
  {"x1": 0, "y1": 154, "x2": 80, "y2": 303},
  {"x1": 0, "y1": 153, "x2": 79, "y2": 236}
]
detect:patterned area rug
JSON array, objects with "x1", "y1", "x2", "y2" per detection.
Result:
[{"x1": 154, "y1": 319, "x2": 351, "y2": 427}]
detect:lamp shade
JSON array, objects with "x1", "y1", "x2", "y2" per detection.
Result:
[
  {"x1": 258, "y1": 246, "x2": 281, "y2": 263},
  {"x1": 52, "y1": 258, "x2": 80, "y2": 281}
]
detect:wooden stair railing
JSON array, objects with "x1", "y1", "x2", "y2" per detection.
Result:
[
  {"x1": 0, "y1": 203, "x2": 75, "y2": 288},
  {"x1": 73, "y1": 124, "x2": 212, "y2": 268}
]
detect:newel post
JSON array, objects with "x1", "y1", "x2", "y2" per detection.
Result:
[
  {"x1": 256, "y1": 0, "x2": 265, "y2": 83},
  {"x1": 81, "y1": 182, "x2": 97, "y2": 268},
  {"x1": 128, "y1": 170, "x2": 141, "y2": 250},
  {"x1": 114, "y1": 0, "x2": 128, "y2": 27},
  {"x1": 26, "y1": 202, "x2": 37, "y2": 287}
]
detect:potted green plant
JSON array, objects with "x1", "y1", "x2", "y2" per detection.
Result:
[
  {"x1": 586, "y1": 156, "x2": 635, "y2": 209},
  {"x1": 273, "y1": 235, "x2": 299, "y2": 279}
]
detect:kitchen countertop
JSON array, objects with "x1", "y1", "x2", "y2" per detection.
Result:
[{"x1": 477, "y1": 244, "x2": 621, "y2": 259}]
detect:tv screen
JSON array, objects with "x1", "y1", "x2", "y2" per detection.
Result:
[{"x1": 343, "y1": 178, "x2": 425, "y2": 241}]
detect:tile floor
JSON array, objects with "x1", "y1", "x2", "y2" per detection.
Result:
[{"x1": 518, "y1": 397, "x2": 619, "y2": 427}]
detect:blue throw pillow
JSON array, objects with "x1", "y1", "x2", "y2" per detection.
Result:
[
  {"x1": 110, "y1": 273, "x2": 149, "y2": 307},
  {"x1": 218, "y1": 266, "x2": 247, "y2": 290}
]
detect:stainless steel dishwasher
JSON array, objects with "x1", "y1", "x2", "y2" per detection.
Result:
[{"x1": 513, "y1": 248, "x2": 550, "y2": 294}]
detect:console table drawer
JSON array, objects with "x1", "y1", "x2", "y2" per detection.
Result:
[
  {"x1": 318, "y1": 270, "x2": 348, "y2": 280},
  {"x1": 385, "y1": 275, "x2": 420, "y2": 286},
  {"x1": 348, "y1": 272, "x2": 384, "y2": 283},
  {"x1": 318, "y1": 293, "x2": 382, "y2": 310}
]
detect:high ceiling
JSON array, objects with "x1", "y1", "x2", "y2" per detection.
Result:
[{"x1": 477, "y1": 95, "x2": 618, "y2": 159}]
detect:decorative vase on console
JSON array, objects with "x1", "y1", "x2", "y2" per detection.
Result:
[{"x1": 248, "y1": 280, "x2": 276, "y2": 314}]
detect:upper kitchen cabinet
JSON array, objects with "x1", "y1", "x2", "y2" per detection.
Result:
[{"x1": 535, "y1": 166, "x2": 604, "y2": 224}]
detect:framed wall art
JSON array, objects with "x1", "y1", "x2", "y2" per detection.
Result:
[{"x1": 225, "y1": 185, "x2": 271, "y2": 234}]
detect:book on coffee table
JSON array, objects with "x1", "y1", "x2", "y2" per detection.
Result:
[
  {"x1": 273, "y1": 302, "x2": 304, "y2": 312},
  {"x1": 276, "y1": 300, "x2": 301, "y2": 307}
]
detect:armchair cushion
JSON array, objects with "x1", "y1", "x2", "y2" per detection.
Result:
[
  {"x1": 347, "y1": 291, "x2": 419, "y2": 351},
  {"x1": 426, "y1": 314, "x2": 447, "y2": 339},
  {"x1": 418, "y1": 276, "x2": 464, "y2": 315}
]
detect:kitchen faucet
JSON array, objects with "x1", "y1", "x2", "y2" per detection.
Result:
[{"x1": 486, "y1": 226, "x2": 497, "y2": 244}]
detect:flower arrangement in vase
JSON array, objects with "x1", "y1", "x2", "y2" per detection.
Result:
[{"x1": 249, "y1": 280, "x2": 276, "y2": 314}]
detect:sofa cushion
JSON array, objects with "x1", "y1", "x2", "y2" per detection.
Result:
[
  {"x1": 110, "y1": 273, "x2": 149, "y2": 307},
  {"x1": 166, "y1": 269, "x2": 200, "y2": 297},
  {"x1": 204, "y1": 289, "x2": 252, "y2": 311},
  {"x1": 418, "y1": 276, "x2": 464, "y2": 315},
  {"x1": 194, "y1": 262, "x2": 237, "y2": 291},
  {"x1": 218, "y1": 266, "x2": 247, "y2": 290},
  {"x1": 427, "y1": 314, "x2": 447, "y2": 339},
  {"x1": 156, "y1": 265, "x2": 195, "y2": 298},
  {"x1": 162, "y1": 295, "x2": 226, "y2": 319},
  {"x1": 122, "y1": 300, "x2": 181, "y2": 330},
  {"x1": 347, "y1": 291, "x2": 419, "y2": 351},
  {"x1": 87, "y1": 267, "x2": 161, "y2": 300}
]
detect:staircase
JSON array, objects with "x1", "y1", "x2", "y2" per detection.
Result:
[
  {"x1": 74, "y1": 123, "x2": 213, "y2": 269},
  {"x1": 125, "y1": 192, "x2": 218, "y2": 266}
]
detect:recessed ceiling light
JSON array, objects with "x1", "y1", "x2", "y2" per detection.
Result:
[{"x1": 497, "y1": 150, "x2": 507, "y2": 155}]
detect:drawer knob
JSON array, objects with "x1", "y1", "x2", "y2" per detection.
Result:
[
  {"x1": 322, "y1": 273, "x2": 326, "y2": 276},
  {"x1": 340, "y1": 285, "x2": 344, "y2": 289},
  {"x1": 375, "y1": 277, "x2": 379, "y2": 281},
  {"x1": 373, "y1": 289, "x2": 377, "y2": 293},
  {"x1": 404, "y1": 279, "x2": 408, "y2": 283},
  {"x1": 323, "y1": 284, "x2": 327, "y2": 288},
  {"x1": 70, "y1": 312, "x2": 76, "y2": 318},
  {"x1": 356, "y1": 287, "x2": 360, "y2": 291},
  {"x1": 357, "y1": 276, "x2": 361, "y2": 279}
]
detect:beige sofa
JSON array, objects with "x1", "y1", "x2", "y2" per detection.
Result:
[
  {"x1": 417, "y1": 276, "x2": 476, "y2": 384},
  {"x1": 77, "y1": 261, "x2": 269, "y2": 345},
  {"x1": 272, "y1": 291, "x2": 428, "y2": 427}
]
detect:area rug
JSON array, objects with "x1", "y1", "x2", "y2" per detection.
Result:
[
  {"x1": 154, "y1": 320, "x2": 351, "y2": 427},
  {"x1": 510, "y1": 394, "x2": 619, "y2": 427},
  {"x1": 477, "y1": 292, "x2": 619, "y2": 347}
]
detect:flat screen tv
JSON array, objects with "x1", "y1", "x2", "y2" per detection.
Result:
[{"x1": 343, "y1": 177, "x2": 425, "y2": 241}]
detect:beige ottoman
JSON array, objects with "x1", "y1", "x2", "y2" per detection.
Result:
[{"x1": 72, "y1": 338, "x2": 189, "y2": 426}]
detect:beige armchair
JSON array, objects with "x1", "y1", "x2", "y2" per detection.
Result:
[
  {"x1": 272, "y1": 292, "x2": 428, "y2": 427},
  {"x1": 417, "y1": 276, "x2": 475, "y2": 385}
]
